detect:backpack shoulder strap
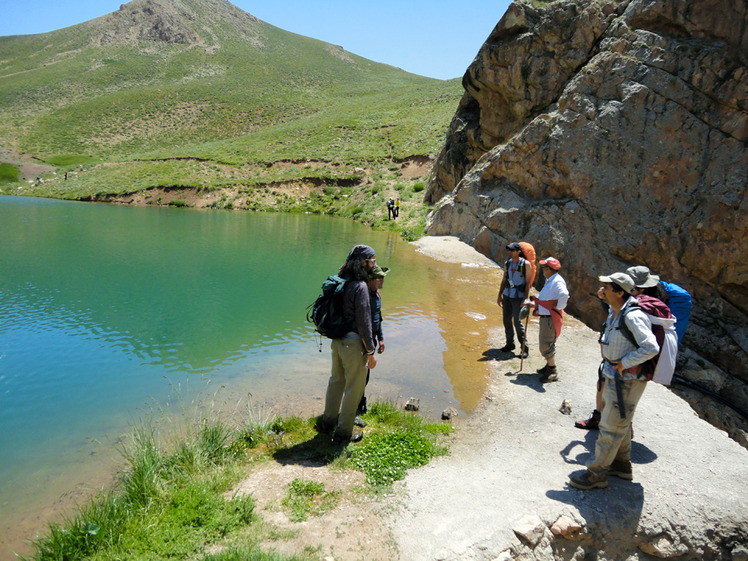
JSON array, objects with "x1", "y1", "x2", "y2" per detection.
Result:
[{"x1": 618, "y1": 305, "x2": 640, "y2": 348}]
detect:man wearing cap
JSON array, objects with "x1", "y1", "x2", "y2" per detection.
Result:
[
  {"x1": 627, "y1": 266, "x2": 692, "y2": 345},
  {"x1": 575, "y1": 265, "x2": 690, "y2": 431},
  {"x1": 317, "y1": 244, "x2": 379, "y2": 444},
  {"x1": 498, "y1": 242, "x2": 533, "y2": 357},
  {"x1": 569, "y1": 272, "x2": 659, "y2": 490},
  {"x1": 357, "y1": 264, "x2": 389, "y2": 417},
  {"x1": 526, "y1": 257, "x2": 569, "y2": 382}
]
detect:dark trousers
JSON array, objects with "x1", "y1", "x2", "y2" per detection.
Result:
[{"x1": 502, "y1": 295, "x2": 526, "y2": 347}]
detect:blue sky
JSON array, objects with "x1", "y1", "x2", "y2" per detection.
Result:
[{"x1": 0, "y1": 0, "x2": 512, "y2": 80}]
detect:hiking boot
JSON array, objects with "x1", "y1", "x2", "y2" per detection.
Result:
[
  {"x1": 499, "y1": 343, "x2": 515, "y2": 352},
  {"x1": 576, "y1": 410, "x2": 601, "y2": 430},
  {"x1": 332, "y1": 430, "x2": 363, "y2": 444},
  {"x1": 314, "y1": 416, "x2": 335, "y2": 434},
  {"x1": 519, "y1": 347, "x2": 529, "y2": 359},
  {"x1": 569, "y1": 470, "x2": 608, "y2": 490},
  {"x1": 608, "y1": 459, "x2": 633, "y2": 480},
  {"x1": 536, "y1": 364, "x2": 551, "y2": 376},
  {"x1": 539, "y1": 366, "x2": 558, "y2": 383},
  {"x1": 575, "y1": 409, "x2": 601, "y2": 430},
  {"x1": 354, "y1": 416, "x2": 366, "y2": 428}
]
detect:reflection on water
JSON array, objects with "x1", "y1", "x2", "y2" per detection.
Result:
[{"x1": 0, "y1": 196, "x2": 501, "y2": 558}]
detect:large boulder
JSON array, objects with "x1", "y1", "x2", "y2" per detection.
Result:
[{"x1": 425, "y1": 0, "x2": 748, "y2": 440}]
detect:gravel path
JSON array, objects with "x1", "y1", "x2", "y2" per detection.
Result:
[{"x1": 392, "y1": 237, "x2": 748, "y2": 561}]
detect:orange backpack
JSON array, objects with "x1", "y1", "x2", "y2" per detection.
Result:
[{"x1": 518, "y1": 242, "x2": 537, "y2": 288}]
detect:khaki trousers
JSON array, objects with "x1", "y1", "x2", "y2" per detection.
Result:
[
  {"x1": 589, "y1": 376, "x2": 647, "y2": 476},
  {"x1": 323, "y1": 338, "x2": 368, "y2": 438}
]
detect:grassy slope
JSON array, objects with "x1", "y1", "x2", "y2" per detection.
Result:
[{"x1": 0, "y1": 0, "x2": 461, "y2": 213}]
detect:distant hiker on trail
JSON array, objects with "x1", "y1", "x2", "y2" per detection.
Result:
[
  {"x1": 498, "y1": 242, "x2": 533, "y2": 358},
  {"x1": 569, "y1": 272, "x2": 659, "y2": 490},
  {"x1": 394, "y1": 197, "x2": 400, "y2": 218},
  {"x1": 357, "y1": 264, "x2": 389, "y2": 421},
  {"x1": 316, "y1": 244, "x2": 378, "y2": 444},
  {"x1": 387, "y1": 198, "x2": 395, "y2": 220},
  {"x1": 524, "y1": 257, "x2": 569, "y2": 382},
  {"x1": 576, "y1": 265, "x2": 687, "y2": 431}
]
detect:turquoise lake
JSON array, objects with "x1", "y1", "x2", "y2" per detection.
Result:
[{"x1": 0, "y1": 196, "x2": 497, "y2": 557}]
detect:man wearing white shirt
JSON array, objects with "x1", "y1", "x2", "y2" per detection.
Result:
[{"x1": 526, "y1": 257, "x2": 569, "y2": 382}]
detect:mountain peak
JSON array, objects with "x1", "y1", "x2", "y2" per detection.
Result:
[{"x1": 86, "y1": 0, "x2": 262, "y2": 48}]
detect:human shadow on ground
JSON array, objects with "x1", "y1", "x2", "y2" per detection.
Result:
[
  {"x1": 548, "y1": 433, "x2": 648, "y2": 537},
  {"x1": 480, "y1": 348, "x2": 518, "y2": 362},
  {"x1": 272, "y1": 432, "x2": 348, "y2": 467},
  {"x1": 508, "y1": 371, "x2": 549, "y2": 393},
  {"x1": 560, "y1": 430, "x2": 659, "y2": 467},
  {"x1": 546, "y1": 480, "x2": 645, "y2": 538}
]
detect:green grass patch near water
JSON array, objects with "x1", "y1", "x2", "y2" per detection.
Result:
[
  {"x1": 24, "y1": 402, "x2": 452, "y2": 561},
  {"x1": 0, "y1": 162, "x2": 21, "y2": 183}
]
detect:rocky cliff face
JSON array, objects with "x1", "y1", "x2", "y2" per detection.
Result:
[{"x1": 425, "y1": 0, "x2": 748, "y2": 443}]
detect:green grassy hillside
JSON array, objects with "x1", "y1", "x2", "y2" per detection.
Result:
[{"x1": 0, "y1": 0, "x2": 461, "y2": 223}]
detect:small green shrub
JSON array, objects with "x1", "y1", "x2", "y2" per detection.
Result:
[
  {"x1": 349, "y1": 432, "x2": 439, "y2": 486},
  {"x1": 282, "y1": 479, "x2": 340, "y2": 522},
  {"x1": 168, "y1": 199, "x2": 188, "y2": 207}
]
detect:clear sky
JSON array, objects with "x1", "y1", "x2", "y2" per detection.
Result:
[{"x1": 0, "y1": 0, "x2": 512, "y2": 80}]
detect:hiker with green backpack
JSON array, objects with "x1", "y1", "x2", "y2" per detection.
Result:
[
  {"x1": 315, "y1": 244, "x2": 379, "y2": 444},
  {"x1": 569, "y1": 272, "x2": 659, "y2": 490}
]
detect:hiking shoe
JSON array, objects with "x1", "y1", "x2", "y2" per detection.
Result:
[
  {"x1": 575, "y1": 409, "x2": 601, "y2": 430},
  {"x1": 354, "y1": 416, "x2": 366, "y2": 428},
  {"x1": 539, "y1": 366, "x2": 558, "y2": 383},
  {"x1": 608, "y1": 459, "x2": 633, "y2": 480},
  {"x1": 536, "y1": 364, "x2": 551, "y2": 376},
  {"x1": 569, "y1": 470, "x2": 608, "y2": 490},
  {"x1": 332, "y1": 431, "x2": 363, "y2": 444},
  {"x1": 314, "y1": 416, "x2": 335, "y2": 434},
  {"x1": 519, "y1": 347, "x2": 529, "y2": 359},
  {"x1": 499, "y1": 343, "x2": 515, "y2": 352}
]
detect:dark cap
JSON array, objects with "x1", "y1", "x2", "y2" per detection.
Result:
[
  {"x1": 347, "y1": 244, "x2": 376, "y2": 261},
  {"x1": 506, "y1": 242, "x2": 522, "y2": 251}
]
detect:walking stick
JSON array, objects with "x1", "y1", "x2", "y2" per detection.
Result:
[{"x1": 520, "y1": 310, "x2": 530, "y2": 371}]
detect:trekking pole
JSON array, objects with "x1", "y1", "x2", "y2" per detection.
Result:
[{"x1": 520, "y1": 309, "x2": 530, "y2": 371}]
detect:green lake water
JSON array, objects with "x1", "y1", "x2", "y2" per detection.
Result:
[{"x1": 0, "y1": 196, "x2": 499, "y2": 558}]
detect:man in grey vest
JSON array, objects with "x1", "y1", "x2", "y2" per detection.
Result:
[{"x1": 497, "y1": 242, "x2": 532, "y2": 357}]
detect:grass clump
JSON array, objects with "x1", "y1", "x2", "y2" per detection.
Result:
[
  {"x1": 348, "y1": 402, "x2": 451, "y2": 486},
  {"x1": 282, "y1": 479, "x2": 341, "y2": 522},
  {"x1": 0, "y1": 162, "x2": 21, "y2": 184}
]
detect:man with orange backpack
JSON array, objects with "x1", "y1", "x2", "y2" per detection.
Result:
[{"x1": 497, "y1": 242, "x2": 533, "y2": 357}]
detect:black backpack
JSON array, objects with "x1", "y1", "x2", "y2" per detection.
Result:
[{"x1": 306, "y1": 275, "x2": 354, "y2": 339}]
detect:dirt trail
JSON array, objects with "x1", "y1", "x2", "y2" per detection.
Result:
[{"x1": 388, "y1": 237, "x2": 748, "y2": 561}]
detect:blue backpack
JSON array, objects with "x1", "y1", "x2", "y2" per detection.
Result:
[{"x1": 661, "y1": 281, "x2": 692, "y2": 344}]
